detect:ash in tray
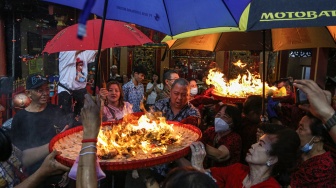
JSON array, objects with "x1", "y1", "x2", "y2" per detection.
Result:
[{"x1": 97, "y1": 112, "x2": 181, "y2": 160}]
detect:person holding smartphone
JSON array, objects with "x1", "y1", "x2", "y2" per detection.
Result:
[{"x1": 293, "y1": 79, "x2": 336, "y2": 143}]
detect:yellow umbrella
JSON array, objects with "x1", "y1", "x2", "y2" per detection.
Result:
[
  {"x1": 272, "y1": 26, "x2": 336, "y2": 51},
  {"x1": 163, "y1": 26, "x2": 336, "y2": 51}
]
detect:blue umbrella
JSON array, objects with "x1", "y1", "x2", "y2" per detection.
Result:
[
  {"x1": 43, "y1": 0, "x2": 250, "y2": 36},
  {"x1": 43, "y1": 0, "x2": 251, "y2": 95}
]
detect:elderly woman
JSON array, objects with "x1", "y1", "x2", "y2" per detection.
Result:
[
  {"x1": 201, "y1": 104, "x2": 242, "y2": 167},
  {"x1": 100, "y1": 81, "x2": 133, "y2": 121},
  {"x1": 291, "y1": 113, "x2": 336, "y2": 187},
  {"x1": 190, "y1": 128, "x2": 300, "y2": 188}
]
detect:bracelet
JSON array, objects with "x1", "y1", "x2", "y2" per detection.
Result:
[
  {"x1": 80, "y1": 145, "x2": 97, "y2": 152},
  {"x1": 82, "y1": 138, "x2": 97, "y2": 143},
  {"x1": 79, "y1": 152, "x2": 96, "y2": 156},
  {"x1": 323, "y1": 112, "x2": 336, "y2": 131}
]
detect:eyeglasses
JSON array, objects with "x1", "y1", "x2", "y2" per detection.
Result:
[{"x1": 33, "y1": 88, "x2": 50, "y2": 95}]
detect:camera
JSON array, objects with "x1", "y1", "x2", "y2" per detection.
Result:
[{"x1": 294, "y1": 87, "x2": 309, "y2": 105}]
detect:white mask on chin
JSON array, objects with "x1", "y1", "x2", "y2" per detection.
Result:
[
  {"x1": 214, "y1": 118, "x2": 231, "y2": 132},
  {"x1": 190, "y1": 88, "x2": 198, "y2": 96}
]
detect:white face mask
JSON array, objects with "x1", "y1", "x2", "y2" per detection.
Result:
[
  {"x1": 214, "y1": 118, "x2": 230, "y2": 132},
  {"x1": 190, "y1": 88, "x2": 198, "y2": 96}
]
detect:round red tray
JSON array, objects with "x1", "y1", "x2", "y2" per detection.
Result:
[
  {"x1": 49, "y1": 120, "x2": 202, "y2": 171},
  {"x1": 212, "y1": 90, "x2": 291, "y2": 103}
]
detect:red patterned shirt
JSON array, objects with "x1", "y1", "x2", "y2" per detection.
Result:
[
  {"x1": 291, "y1": 151, "x2": 336, "y2": 187},
  {"x1": 291, "y1": 152, "x2": 336, "y2": 187},
  {"x1": 202, "y1": 127, "x2": 242, "y2": 167}
]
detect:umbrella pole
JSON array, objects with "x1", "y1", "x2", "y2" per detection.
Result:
[
  {"x1": 93, "y1": 0, "x2": 109, "y2": 96},
  {"x1": 262, "y1": 30, "x2": 266, "y2": 120}
]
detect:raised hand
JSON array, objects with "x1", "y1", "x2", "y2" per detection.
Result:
[
  {"x1": 99, "y1": 88, "x2": 109, "y2": 101},
  {"x1": 36, "y1": 150, "x2": 70, "y2": 177},
  {"x1": 81, "y1": 94, "x2": 102, "y2": 139},
  {"x1": 190, "y1": 141, "x2": 206, "y2": 172},
  {"x1": 293, "y1": 79, "x2": 334, "y2": 122}
]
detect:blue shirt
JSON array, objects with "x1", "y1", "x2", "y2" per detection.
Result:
[
  {"x1": 122, "y1": 80, "x2": 144, "y2": 112},
  {"x1": 154, "y1": 98, "x2": 201, "y2": 122}
]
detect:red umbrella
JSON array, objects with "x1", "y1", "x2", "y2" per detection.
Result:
[{"x1": 42, "y1": 19, "x2": 153, "y2": 54}]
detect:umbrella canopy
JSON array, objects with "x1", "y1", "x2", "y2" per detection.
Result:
[
  {"x1": 163, "y1": 26, "x2": 336, "y2": 51},
  {"x1": 43, "y1": 0, "x2": 250, "y2": 36},
  {"x1": 163, "y1": 30, "x2": 272, "y2": 51},
  {"x1": 240, "y1": 0, "x2": 336, "y2": 31},
  {"x1": 42, "y1": 19, "x2": 153, "y2": 54}
]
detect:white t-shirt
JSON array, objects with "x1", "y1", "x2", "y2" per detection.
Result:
[
  {"x1": 58, "y1": 50, "x2": 96, "y2": 93},
  {"x1": 146, "y1": 82, "x2": 163, "y2": 105}
]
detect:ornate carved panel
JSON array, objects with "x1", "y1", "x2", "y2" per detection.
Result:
[{"x1": 133, "y1": 47, "x2": 156, "y2": 79}]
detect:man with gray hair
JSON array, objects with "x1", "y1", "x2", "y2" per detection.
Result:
[
  {"x1": 145, "y1": 78, "x2": 201, "y2": 186},
  {"x1": 154, "y1": 78, "x2": 201, "y2": 127},
  {"x1": 156, "y1": 70, "x2": 179, "y2": 101}
]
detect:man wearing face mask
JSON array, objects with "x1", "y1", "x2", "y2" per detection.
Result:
[
  {"x1": 200, "y1": 104, "x2": 242, "y2": 168},
  {"x1": 291, "y1": 113, "x2": 336, "y2": 187}
]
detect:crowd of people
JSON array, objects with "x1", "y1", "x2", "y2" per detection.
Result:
[{"x1": 1, "y1": 53, "x2": 336, "y2": 188}]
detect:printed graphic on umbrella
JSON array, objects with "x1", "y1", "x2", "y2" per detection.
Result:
[
  {"x1": 43, "y1": 0, "x2": 336, "y2": 39},
  {"x1": 42, "y1": 19, "x2": 153, "y2": 54},
  {"x1": 43, "y1": 0, "x2": 250, "y2": 36},
  {"x1": 163, "y1": 30, "x2": 271, "y2": 51},
  {"x1": 163, "y1": 26, "x2": 336, "y2": 52},
  {"x1": 239, "y1": 0, "x2": 336, "y2": 31}
]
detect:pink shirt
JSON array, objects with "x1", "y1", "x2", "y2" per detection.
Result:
[{"x1": 103, "y1": 102, "x2": 133, "y2": 121}]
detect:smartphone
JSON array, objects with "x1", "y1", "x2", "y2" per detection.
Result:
[{"x1": 294, "y1": 88, "x2": 309, "y2": 105}]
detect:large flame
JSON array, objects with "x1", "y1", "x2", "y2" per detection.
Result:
[
  {"x1": 97, "y1": 114, "x2": 181, "y2": 159},
  {"x1": 232, "y1": 60, "x2": 247, "y2": 68},
  {"x1": 207, "y1": 60, "x2": 284, "y2": 98}
]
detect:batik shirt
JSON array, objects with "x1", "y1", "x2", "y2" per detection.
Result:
[
  {"x1": 0, "y1": 146, "x2": 22, "y2": 188},
  {"x1": 152, "y1": 98, "x2": 201, "y2": 178},
  {"x1": 122, "y1": 80, "x2": 144, "y2": 112},
  {"x1": 154, "y1": 98, "x2": 201, "y2": 122},
  {"x1": 156, "y1": 86, "x2": 170, "y2": 102}
]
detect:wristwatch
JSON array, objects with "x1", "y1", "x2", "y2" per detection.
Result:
[{"x1": 323, "y1": 112, "x2": 336, "y2": 131}]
